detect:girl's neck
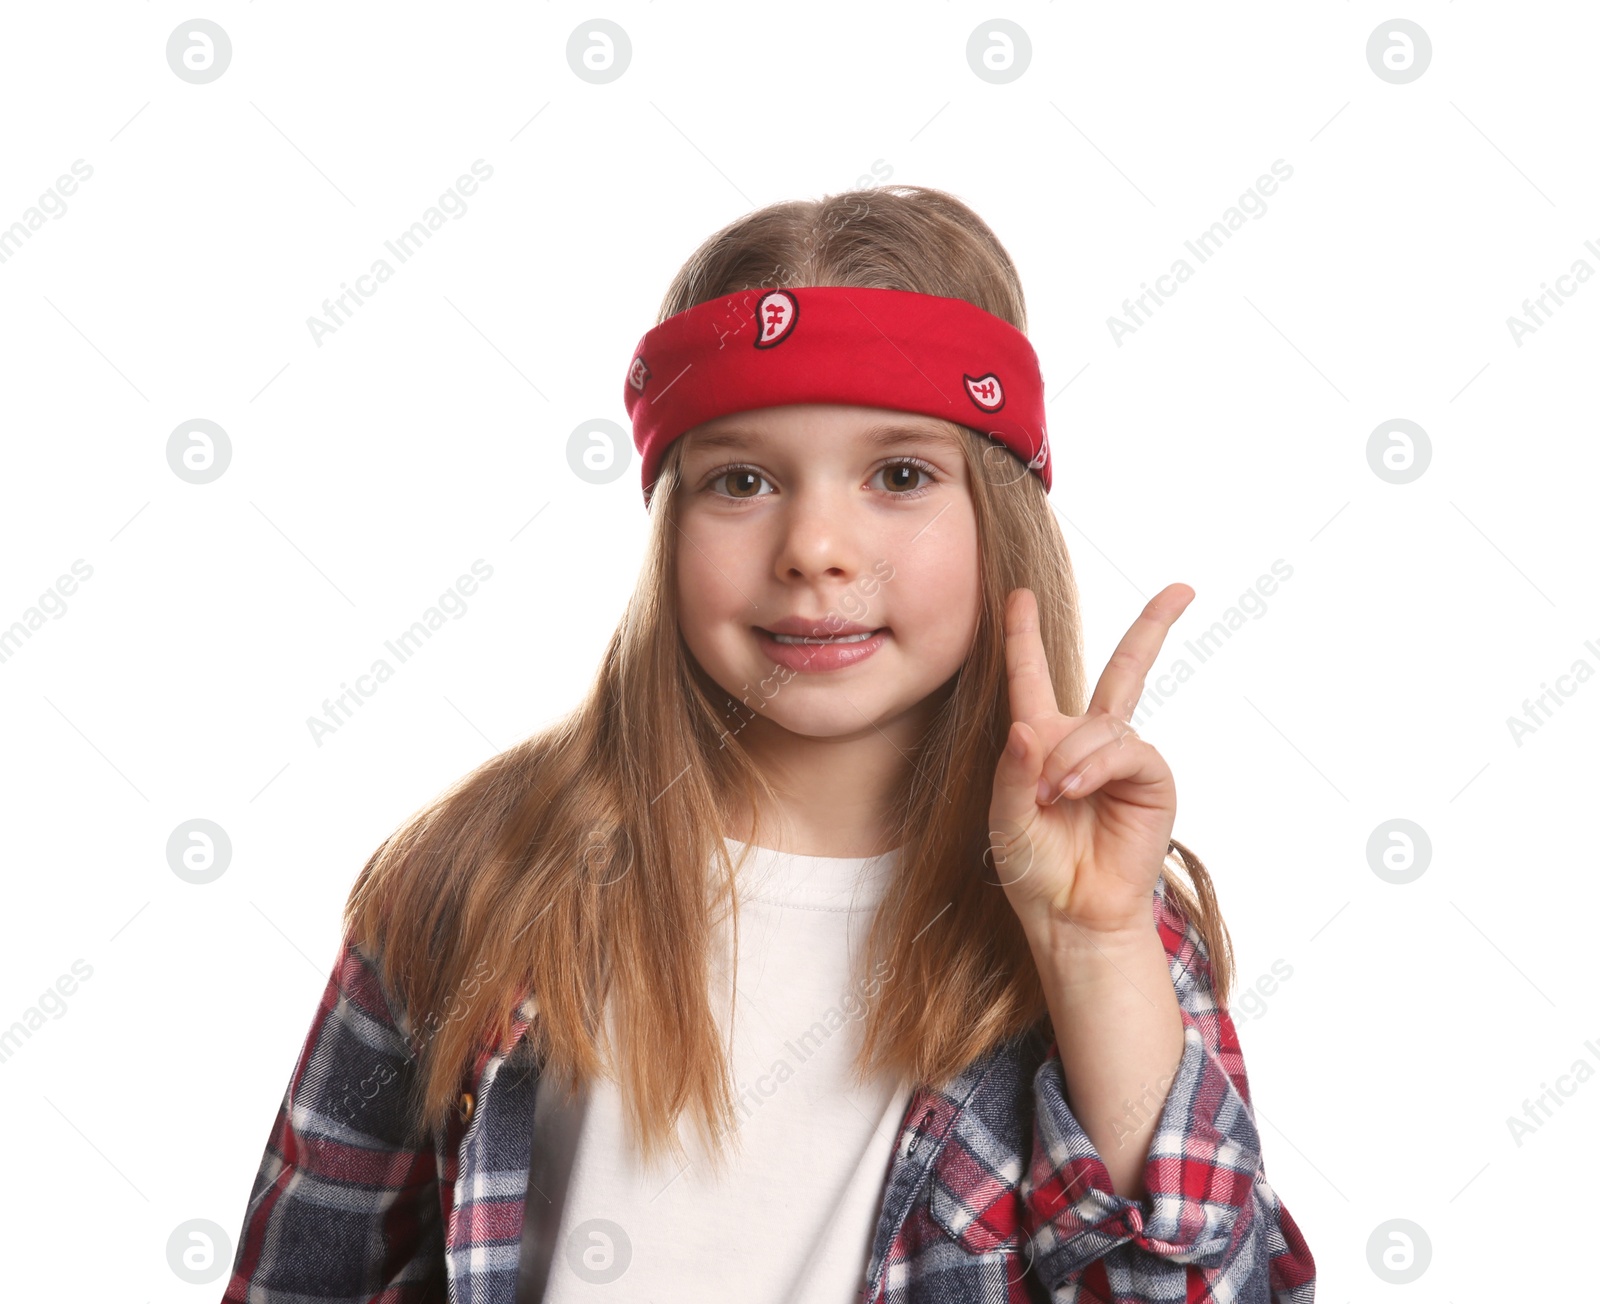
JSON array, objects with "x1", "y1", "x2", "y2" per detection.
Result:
[{"x1": 729, "y1": 711, "x2": 929, "y2": 859}]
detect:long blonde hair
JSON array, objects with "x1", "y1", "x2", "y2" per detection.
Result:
[{"x1": 344, "y1": 184, "x2": 1234, "y2": 1172}]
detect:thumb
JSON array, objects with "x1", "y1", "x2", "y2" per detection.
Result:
[{"x1": 991, "y1": 719, "x2": 1045, "y2": 832}]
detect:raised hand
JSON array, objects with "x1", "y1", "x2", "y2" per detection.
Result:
[{"x1": 987, "y1": 584, "x2": 1195, "y2": 942}]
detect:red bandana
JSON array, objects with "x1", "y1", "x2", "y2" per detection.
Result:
[{"x1": 622, "y1": 286, "x2": 1051, "y2": 505}]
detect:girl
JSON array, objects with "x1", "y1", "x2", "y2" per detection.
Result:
[{"x1": 223, "y1": 186, "x2": 1316, "y2": 1303}]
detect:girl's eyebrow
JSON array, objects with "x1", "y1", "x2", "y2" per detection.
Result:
[{"x1": 685, "y1": 423, "x2": 964, "y2": 456}]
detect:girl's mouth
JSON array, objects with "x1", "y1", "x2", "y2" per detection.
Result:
[
  {"x1": 753, "y1": 626, "x2": 889, "y2": 671},
  {"x1": 761, "y1": 628, "x2": 882, "y2": 645}
]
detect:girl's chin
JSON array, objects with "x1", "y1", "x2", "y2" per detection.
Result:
[{"x1": 748, "y1": 708, "x2": 905, "y2": 742}]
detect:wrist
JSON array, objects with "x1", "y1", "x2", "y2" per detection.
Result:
[{"x1": 1025, "y1": 914, "x2": 1165, "y2": 986}]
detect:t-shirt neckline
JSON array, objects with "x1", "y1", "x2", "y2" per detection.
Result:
[{"x1": 721, "y1": 836, "x2": 903, "y2": 910}]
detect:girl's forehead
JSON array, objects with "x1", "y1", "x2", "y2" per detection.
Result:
[{"x1": 683, "y1": 406, "x2": 963, "y2": 451}]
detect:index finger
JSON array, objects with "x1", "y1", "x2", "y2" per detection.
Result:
[
  {"x1": 1087, "y1": 583, "x2": 1195, "y2": 721},
  {"x1": 1003, "y1": 587, "x2": 1060, "y2": 723}
]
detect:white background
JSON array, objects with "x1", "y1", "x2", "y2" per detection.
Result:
[{"x1": 1, "y1": 2, "x2": 1595, "y2": 1298}]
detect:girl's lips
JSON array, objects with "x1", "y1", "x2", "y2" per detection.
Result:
[{"x1": 753, "y1": 626, "x2": 889, "y2": 672}]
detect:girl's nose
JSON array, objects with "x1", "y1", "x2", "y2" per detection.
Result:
[{"x1": 773, "y1": 511, "x2": 865, "y2": 582}]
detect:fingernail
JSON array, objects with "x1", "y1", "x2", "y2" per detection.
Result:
[{"x1": 1036, "y1": 777, "x2": 1054, "y2": 802}]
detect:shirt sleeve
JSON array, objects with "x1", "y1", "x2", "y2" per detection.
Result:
[
  {"x1": 220, "y1": 932, "x2": 450, "y2": 1303},
  {"x1": 1019, "y1": 881, "x2": 1317, "y2": 1303}
]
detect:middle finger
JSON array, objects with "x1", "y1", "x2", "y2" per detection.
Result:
[{"x1": 1086, "y1": 583, "x2": 1193, "y2": 721}]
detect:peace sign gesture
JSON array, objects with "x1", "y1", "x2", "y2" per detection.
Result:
[{"x1": 988, "y1": 584, "x2": 1195, "y2": 942}]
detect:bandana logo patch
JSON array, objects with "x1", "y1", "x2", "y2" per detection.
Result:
[
  {"x1": 963, "y1": 372, "x2": 1005, "y2": 412},
  {"x1": 628, "y1": 355, "x2": 651, "y2": 392},
  {"x1": 754, "y1": 290, "x2": 800, "y2": 348}
]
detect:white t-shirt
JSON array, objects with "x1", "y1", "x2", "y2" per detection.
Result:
[{"x1": 518, "y1": 836, "x2": 914, "y2": 1303}]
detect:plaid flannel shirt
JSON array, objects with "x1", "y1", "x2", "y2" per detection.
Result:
[{"x1": 222, "y1": 876, "x2": 1316, "y2": 1303}]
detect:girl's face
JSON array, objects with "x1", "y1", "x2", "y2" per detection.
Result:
[{"x1": 674, "y1": 403, "x2": 982, "y2": 748}]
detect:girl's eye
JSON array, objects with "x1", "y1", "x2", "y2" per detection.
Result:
[
  {"x1": 702, "y1": 459, "x2": 939, "y2": 500},
  {"x1": 873, "y1": 458, "x2": 938, "y2": 497},
  {"x1": 708, "y1": 465, "x2": 771, "y2": 499}
]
